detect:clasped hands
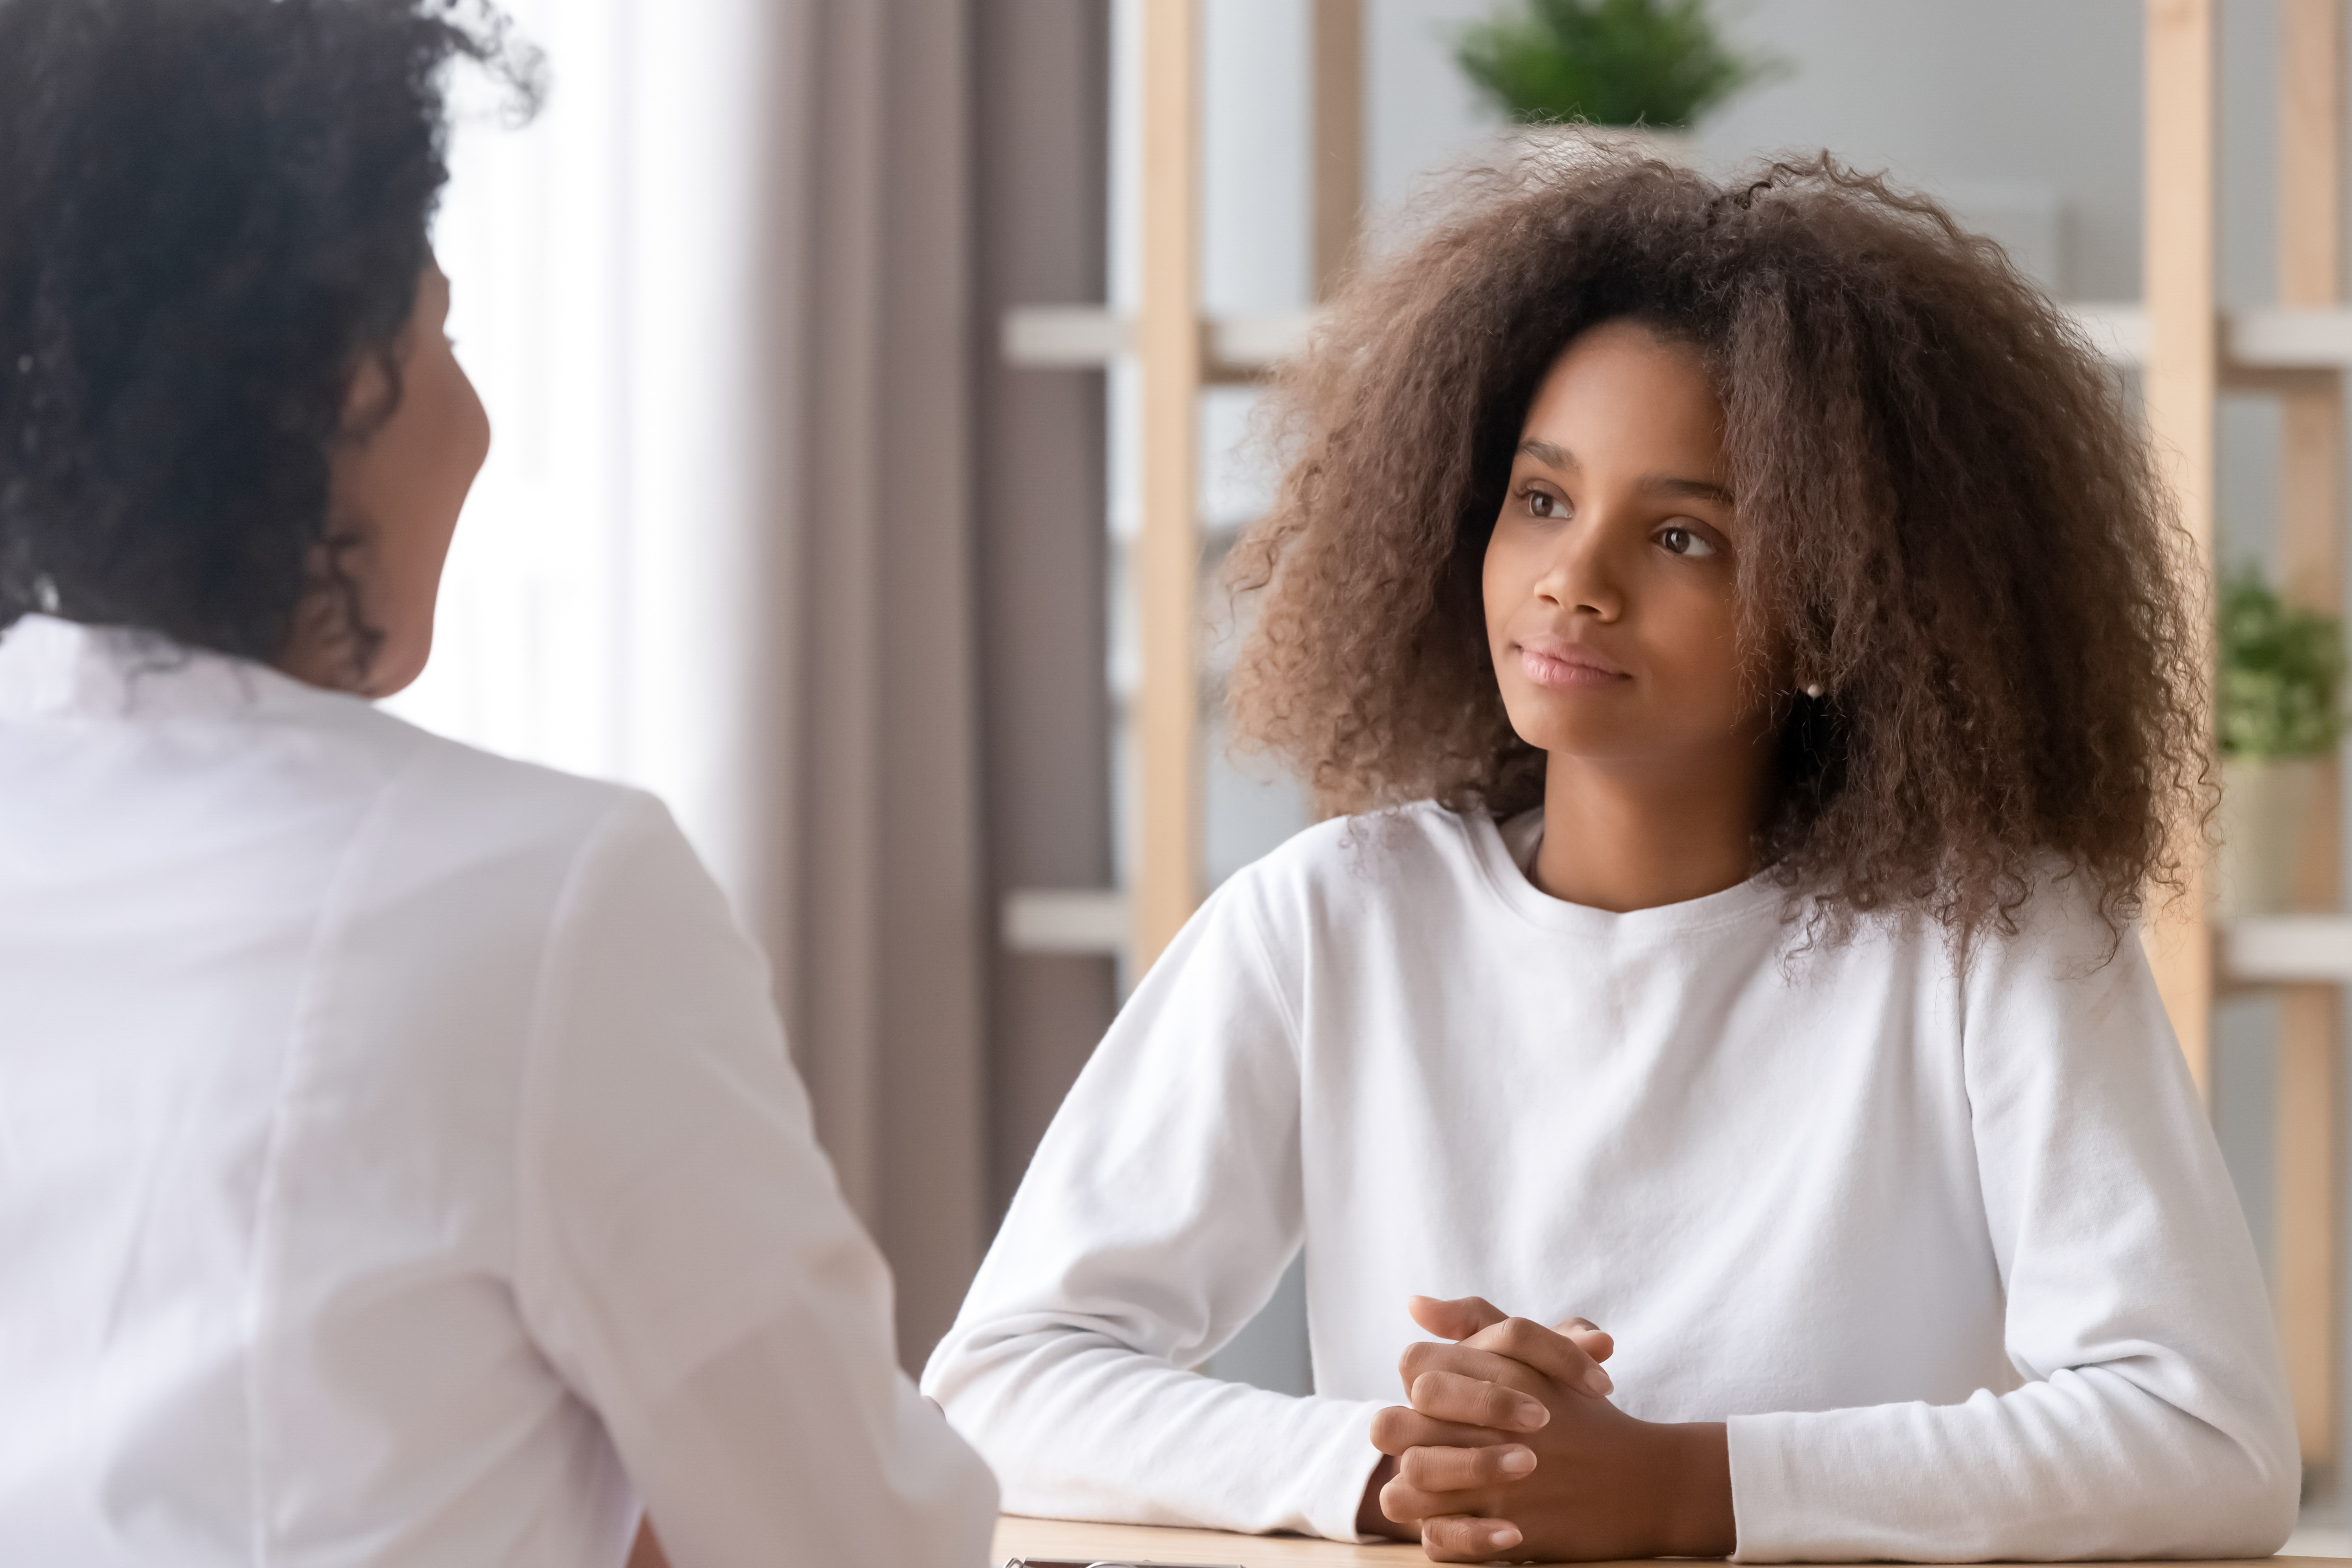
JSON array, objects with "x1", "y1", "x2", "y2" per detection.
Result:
[{"x1": 1362, "y1": 1295, "x2": 1734, "y2": 1563}]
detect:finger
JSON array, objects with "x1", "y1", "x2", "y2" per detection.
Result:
[
  {"x1": 1404, "y1": 1368, "x2": 1550, "y2": 1431},
  {"x1": 1419, "y1": 1513, "x2": 1525, "y2": 1563},
  {"x1": 1379, "y1": 1473, "x2": 1489, "y2": 1526},
  {"x1": 1371, "y1": 1404, "x2": 1526, "y2": 1456},
  {"x1": 1554, "y1": 1315, "x2": 1615, "y2": 1364},
  {"x1": 1458, "y1": 1315, "x2": 1615, "y2": 1397},
  {"x1": 1399, "y1": 1340, "x2": 1555, "y2": 1403},
  {"x1": 1399, "y1": 1442, "x2": 1536, "y2": 1492},
  {"x1": 1407, "y1": 1294, "x2": 1510, "y2": 1344}
]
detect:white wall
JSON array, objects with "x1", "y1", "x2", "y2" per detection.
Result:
[{"x1": 1366, "y1": 0, "x2": 2143, "y2": 294}]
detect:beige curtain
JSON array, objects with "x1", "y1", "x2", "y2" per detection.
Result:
[
  {"x1": 780, "y1": 0, "x2": 989, "y2": 1368},
  {"x1": 625, "y1": 0, "x2": 987, "y2": 1368}
]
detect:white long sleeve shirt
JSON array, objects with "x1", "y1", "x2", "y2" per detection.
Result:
[
  {"x1": 924, "y1": 801, "x2": 2298, "y2": 1560},
  {"x1": 0, "y1": 615, "x2": 997, "y2": 1568}
]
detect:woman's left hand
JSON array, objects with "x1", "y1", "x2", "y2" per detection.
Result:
[{"x1": 1371, "y1": 1298, "x2": 1734, "y2": 1563}]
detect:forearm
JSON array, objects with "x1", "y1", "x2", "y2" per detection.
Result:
[
  {"x1": 614, "y1": 1336, "x2": 996, "y2": 1568},
  {"x1": 932, "y1": 1333, "x2": 1383, "y2": 1539},
  {"x1": 1654, "y1": 1421, "x2": 1734, "y2": 1557},
  {"x1": 1359, "y1": 1454, "x2": 1406, "y2": 1540},
  {"x1": 1726, "y1": 1378, "x2": 2293, "y2": 1562}
]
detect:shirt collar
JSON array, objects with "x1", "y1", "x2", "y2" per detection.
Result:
[{"x1": 0, "y1": 614, "x2": 327, "y2": 721}]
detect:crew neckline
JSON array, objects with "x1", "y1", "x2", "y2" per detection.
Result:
[{"x1": 1462, "y1": 804, "x2": 1786, "y2": 939}]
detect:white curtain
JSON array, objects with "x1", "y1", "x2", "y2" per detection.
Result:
[{"x1": 400, "y1": 0, "x2": 987, "y2": 1367}]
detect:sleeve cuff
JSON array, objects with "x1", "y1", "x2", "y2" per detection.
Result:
[
  {"x1": 1723, "y1": 1412, "x2": 1788, "y2": 1562},
  {"x1": 1308, "y1": 1399, "x2": 1390, "y2": 1543}
]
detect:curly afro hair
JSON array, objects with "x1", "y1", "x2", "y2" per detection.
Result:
[
  {"x1": 0, "y1": 0, "x2": 538, "y2": 669},
  {"x1": 1226, "y1": 152, "x2": 2208, "y2": 946}
]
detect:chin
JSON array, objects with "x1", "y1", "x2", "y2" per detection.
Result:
[
  {"x1": 361, "y1": 632, "x2": 431, "y2": 699},
  {"x1": 1500, "y1": 692, "x2": 1635, "y2": 757}
]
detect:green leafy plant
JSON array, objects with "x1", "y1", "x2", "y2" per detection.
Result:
[
  {"x1": 2218, "y1": 564, "x2": 2348, "y2": 760},
  {"x1": 1454, "y1": 0, "x2": 1786, "y2": 130}
]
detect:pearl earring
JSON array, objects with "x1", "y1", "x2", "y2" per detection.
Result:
[{"x1": 1803, "y1": 683, "x2": 1825, "y2": 700}]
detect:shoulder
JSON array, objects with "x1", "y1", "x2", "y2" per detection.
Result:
[
  {"x1": 355, "y1": 706, "x2": 661, "y2": 867},
  {"x1": 318, "y1": 709, "x2": 719, "y2": 965},
  {"x1": 1217, "y1": 798, "x2": 1495, "y2": 954},
  {"x1": 1954, "y1": 859, "x2": 2141, "y2": 989},
  {"x1": 139, "y1": 656, "x2": 650, "y2": 866},
  {"x1": 1835, "y1": 856, "x2": 2134, "y2": 984},
  {"x1": 1231, "y1": 798, "x2": 1485, "y2": 898},
  {"x1": 1904, "y1": 861, "x2": 2175, "y2": 1079}
]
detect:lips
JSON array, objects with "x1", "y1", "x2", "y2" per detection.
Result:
[{"x1": 1516, "y1": 635, "x2": 1630, "y2": 689}]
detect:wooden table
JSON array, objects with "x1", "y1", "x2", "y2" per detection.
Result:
[
  {"x1": 991, "y1": 1516, "x2": 2330, "y2": 1568},
  {"x1": 994, "y1": 1516, "x2": 1419, "y2": 1565}
]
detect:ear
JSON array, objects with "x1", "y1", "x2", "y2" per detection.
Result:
[{"x1": 341, "y1": 345, "x2": 399, "y2": 435}]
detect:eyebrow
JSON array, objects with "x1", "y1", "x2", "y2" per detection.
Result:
[{"x1": 1516, "y1": 438, "x2": 1734, "y2": 508}]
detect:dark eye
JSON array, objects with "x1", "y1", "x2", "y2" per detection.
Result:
[
  {"x1": 1525, "y1": 489, "x2": 1563, "y2": 519},
  {"x1": 1657, "y1": 525, "x2": 1718, "y2": 558}
]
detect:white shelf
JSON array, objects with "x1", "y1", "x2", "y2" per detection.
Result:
[
  {"x1": 2229, "y1": 306, "x2": 2352, "y2": 368},
  {"x1": 1006, "y1": 302, "x2": 2352, "y2": 375},
  {"x1": 1002, "y1": 899, "x2": 2352, "y2": 975},
  {"x1": 1004, "y1": 305, "x2": 1314, "y2": 372},
  {"x1": 1002, "y1": 888, "x2": 1127, "y2": 955},
  {"x1": 1002, "y1": 306, "x2": 1130, "y2": 366},
  {"x1": 2222, "y1": 914, "x2": 2352, "y2": 984}
]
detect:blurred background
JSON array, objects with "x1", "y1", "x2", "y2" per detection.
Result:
[{"x1": 390, "y1": 0, "x2": 2352, "y2": 1542}]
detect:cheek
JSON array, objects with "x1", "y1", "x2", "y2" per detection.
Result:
[
  {"x1": 1650, "y1": 582, "x2": 1752, "y2": 715},
  {"x1": 372, "y1": 356, "x2": 485, "y2": 596},
  {"x1": 1480, "y1": 526, "x2": 1526, "y2": 648},
  {"x1": 435, "y1": 353, "x2": 491, "y2": 489}
]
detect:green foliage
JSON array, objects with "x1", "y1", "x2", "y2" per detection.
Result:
[
  {"x1": 1453, "y1": 0, "x2": 1786, "y2": 129},
  {"x1": 2218, "y1": 564, "x2": 2348, "y2": 760}
]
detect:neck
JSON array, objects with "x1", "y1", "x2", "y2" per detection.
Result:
[
  {"x1": 1531, "y1": 748, "x2": 1771, "y2": 913},
  {"x1": 273, "y1": 590, "x2": 385, "y2": 696}
]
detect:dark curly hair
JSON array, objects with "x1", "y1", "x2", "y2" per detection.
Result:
[
  {"x1": 0, "y1": 0, "x2": 538, "y2": 670},
  {"x1": 1226, "y1": 152, "x2": 2208, "y2": 944}
]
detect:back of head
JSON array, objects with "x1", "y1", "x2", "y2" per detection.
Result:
[
  {"x1": 1229, "y1": 152, "x2": 2206, "y2": 945},
  {"x1": 0, "y1": 0, "x2": 534, "y2": 665}
]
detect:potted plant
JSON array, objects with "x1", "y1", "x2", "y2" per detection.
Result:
[
  {"x1": 1454, "y1": 0, "x2": 1786, "y2": 164},
  {"x1": 2216, "y1": 564, "x2": 2348, "y2": 916}
]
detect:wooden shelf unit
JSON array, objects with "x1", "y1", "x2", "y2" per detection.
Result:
[
  {"x1": 1019, "y1": 0, "x2": 1370, "y2": 973},
  {"x1": 2143, "y1": 0, "x2": 2348, "y2": 1475}
]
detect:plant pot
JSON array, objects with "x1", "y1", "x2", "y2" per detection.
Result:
[
  {"x1": 1502, "y1": 122, "x2": 1696, "y2": 176},
  {"x1": 2216, "y1": 755, "x2": 2328, "y2": 919}
]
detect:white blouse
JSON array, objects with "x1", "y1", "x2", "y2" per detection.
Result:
[
  {"x1": 925, "y1": 801, "x2": 2298, "y2": 1560},
  {"x1": 0, "y1": 616, "x2": 995, "y2": 1567}
]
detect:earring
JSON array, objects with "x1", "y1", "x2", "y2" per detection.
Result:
[{"x1": 1803, "y1": 683, "x2": 1825, "y2": 700}]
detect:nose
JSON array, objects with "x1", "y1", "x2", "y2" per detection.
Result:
[{"x1": 1531, "y1": 510, "x2": 1624, "y2": 622}]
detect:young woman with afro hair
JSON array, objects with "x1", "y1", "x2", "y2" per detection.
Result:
[
  {"x1": 927, "y1": 154, "x2": 2298, "y2": 1562},
  {"x1": 0, "y1": 2, "x2": 994, "y2": 1563}
]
